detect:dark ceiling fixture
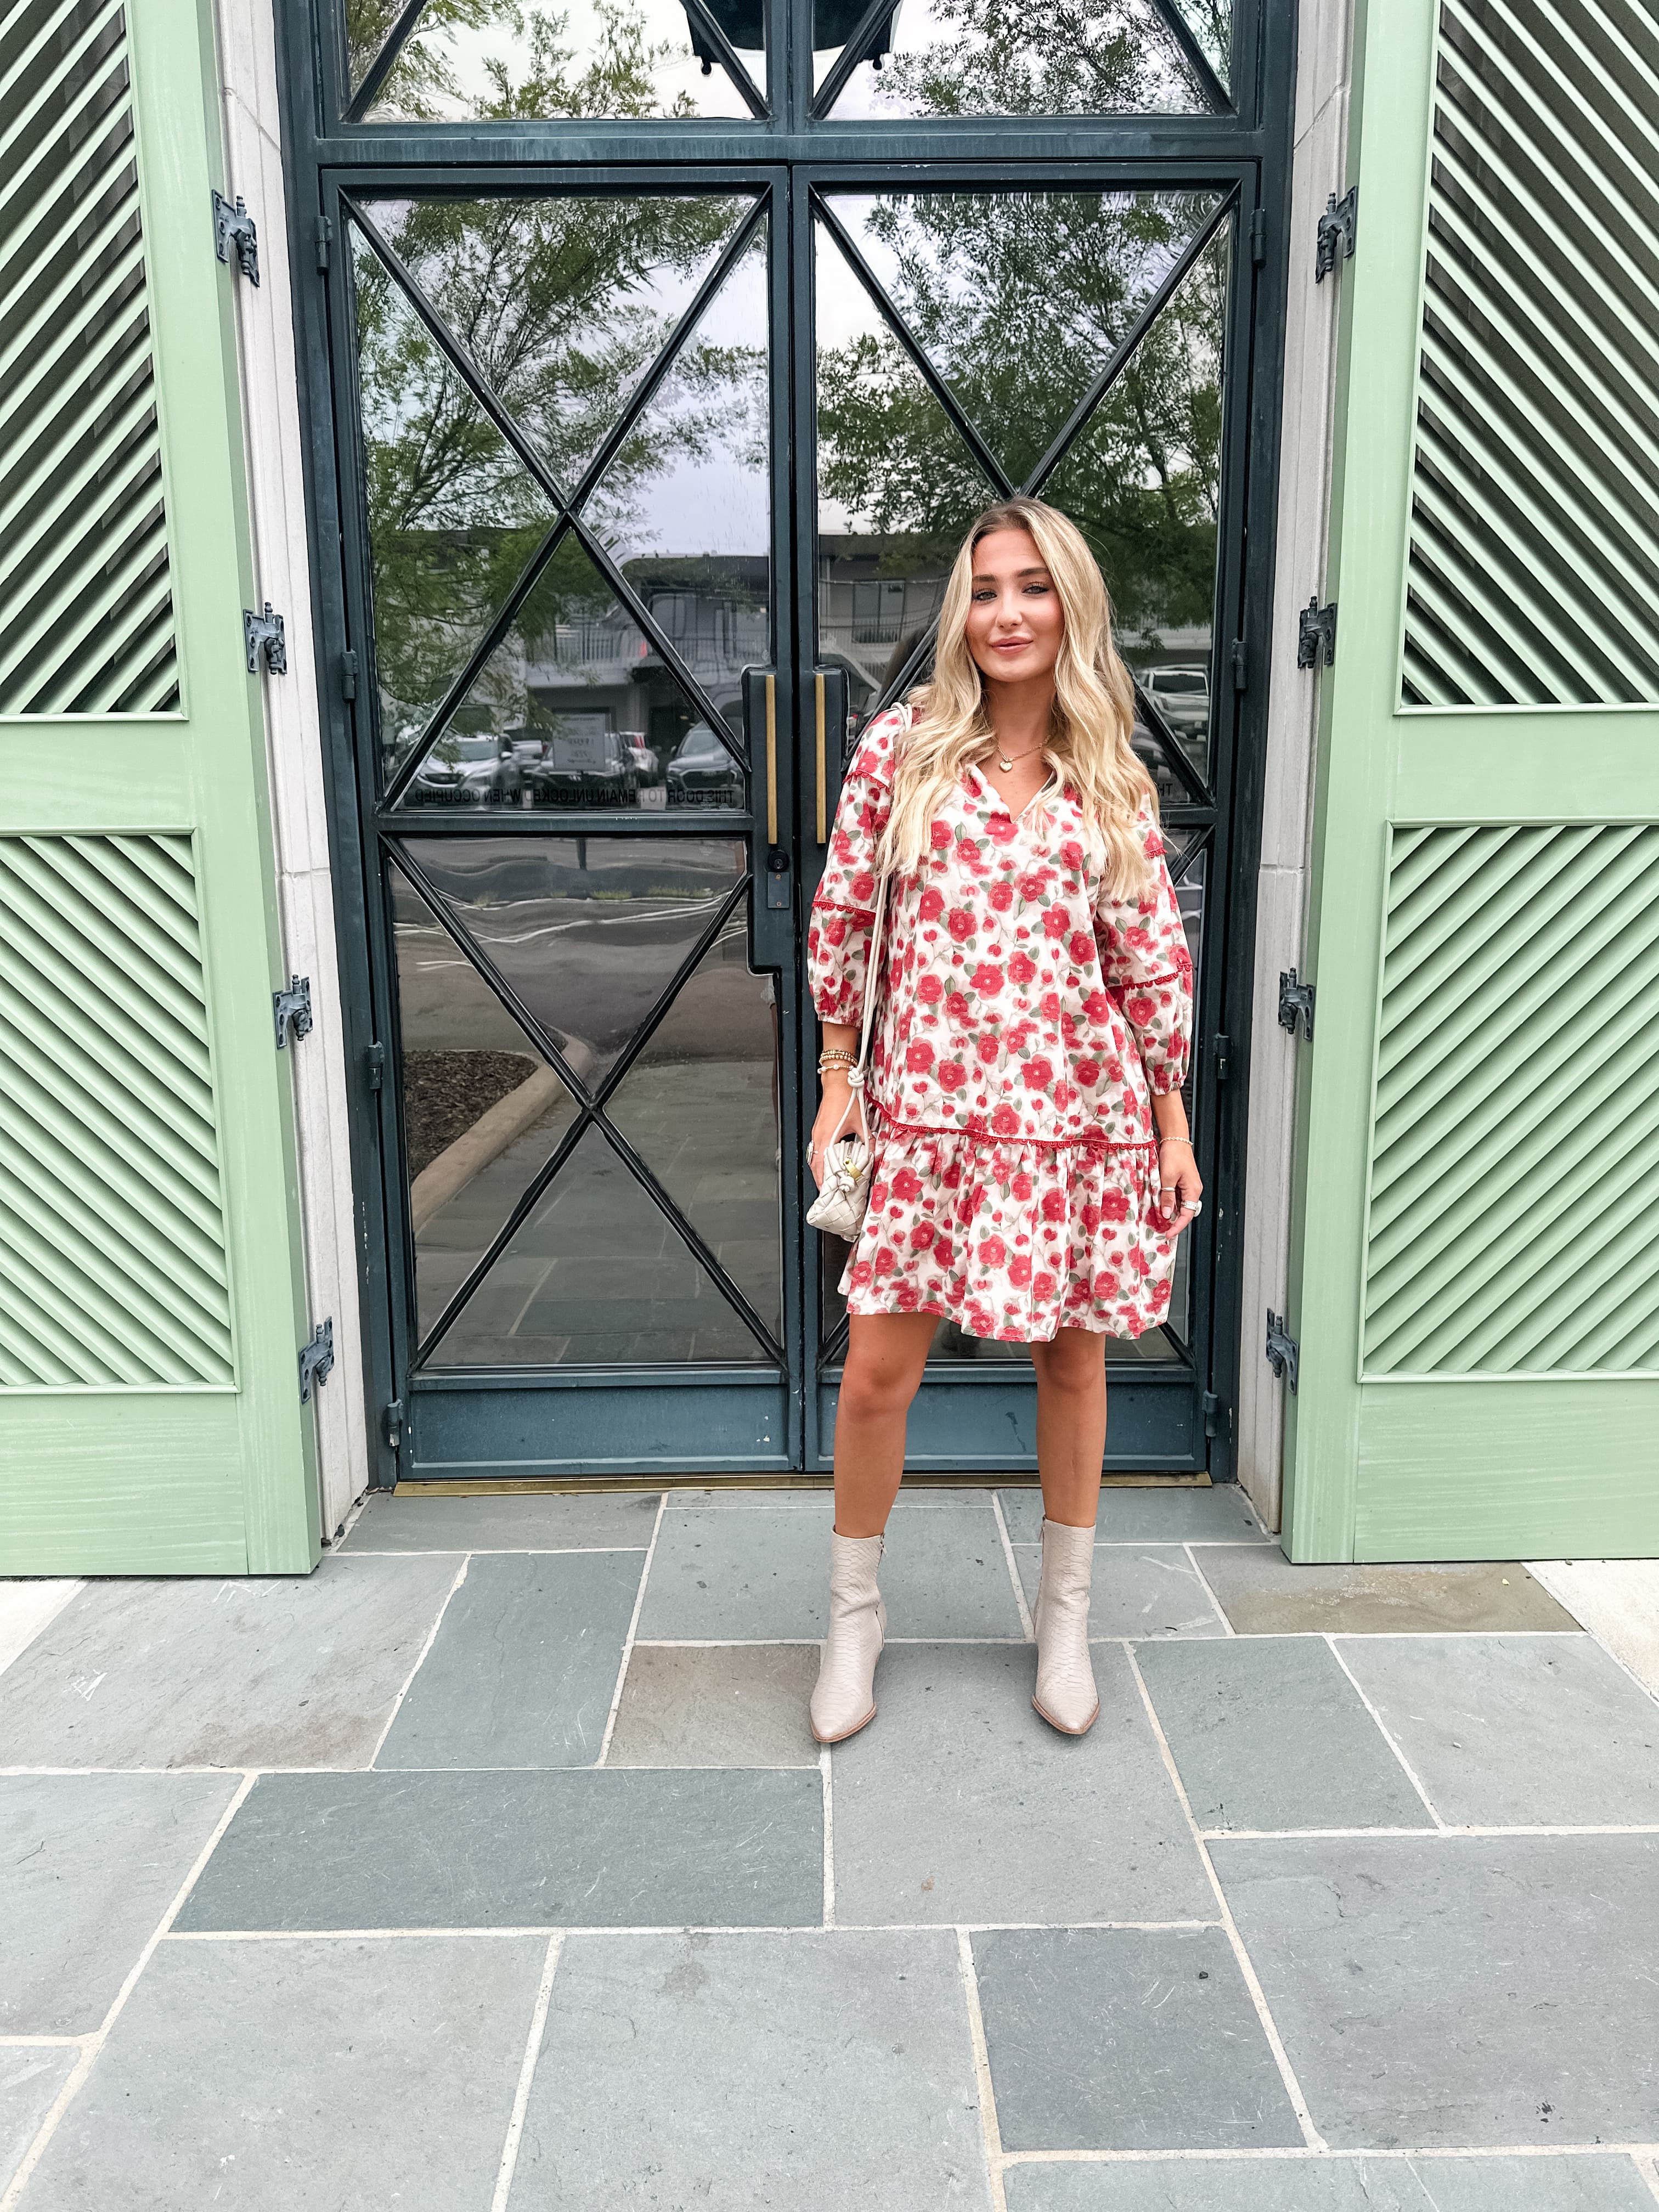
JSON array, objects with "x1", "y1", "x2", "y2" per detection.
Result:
[{"x1": 684, "y1": 0, "x2": 899, "y2": 70}]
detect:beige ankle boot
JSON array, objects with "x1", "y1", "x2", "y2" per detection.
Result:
[
  {"x1": 1032, "y1": 1517, "x2": 1099, "y2": 1735},
  {"x1": 810, "y1": 1531, "x2": 887, "y2": 1744}
]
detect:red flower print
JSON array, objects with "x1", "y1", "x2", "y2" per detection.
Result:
[
  {"x1": 947, "y1": 907, "x2": 975, "y2": 944},
  {"x1": 850, "y1": 1260, "x2": 874, "y2": 1289},
  {"x1": 891, "y1": 1166, "x2": 923, "y2": 1201},
  {"x1": 1009, "y1": 1255, "x2": 1032, "y2": 1287},
  {"x1": 972, "y1": 963, "x2": 1005, "y2": 995},
  {"x1": 918, "y1": 885, "x2": 945, "y2": 922},
  {"x1": 868, "y1": 1178, "x2": 888, "y2": 1209},
  {"x1": 1125, "y1": 994, "x2": 1156, "y2": 1028},
  {"x1": 1034, "y1": 1271, "x2": 1058, "y2": 1301},
  {"x1": 987, "y1": 814, "x2": 1018, "y2": 845},
  {"x1": 1079, "y1": 1202, "x2": 1101, "y2": 1233},
  {"x1": 1101, "y1": 1188, "x2": 1130, "y2": 1224},
  {"x1": 933, "y1": 1238, "x2": 955, "y2": 1269},
  {"x1": 978, "y1": 1234, "x2": 1007, "y2": 1268},
  {"x1": 938, "y1": 1060, "x2": 966, "y2": 1091},
  {"x1": 909, "y1": 1221, "x2": 936, "y2": 1251},
  {"x1": 1076, "y1": 1058, "x2": 1101, "y2": 1086},
  {"x1": 1124, "y1": 925, "x2": 1154, "y2": 953},
  {"x1": 1041, "y1": 907, "x2": 1069, "y2": 941},
  {"x1": 1008, "y1": 950, "x2": 1037, "y2": 986},
  {"x1": 1083, "y1": 989, "x2": 1112, "y2": 1021},
  {"x1": 976, "y1": 1034, "x2": 1001, "y2": 1064},
  {"x1": 1020, "y1": 872, "x2": 1048, "y2": 901},
  {"x1": 991, "y1": 1103, "x2": 1021, "y2": 1137},
  {"x1": 918, "y1": 974, "x2": 944, "y2": 1007},
  {"x1": 1012, "y1": 1170, "x2": 1034, "y2": 1201},
  {"x1": 1060, "y1": 841, "x2": 1084, "y2": 870},
  {"x1": 988, "y1": 881, "x2": 1014, "y2": 912},
  {"x1": 873, "y1": 1246, "x2": 896, "y2": 1277},
  {"x1": 1092, "y1": 1268, "x2": 1119, "y2": 1299},
  {"x1": 905, "y1": 1041, "x2": 935, "y2": 1075},
  {"x1": 851, "y1": 871, "x2": 876, "y2": 904},
  {"x1": 967, "y1": 1304, "x2": 995, "y2": 1336},
  {"x1": 1041, "y1": 1187, "x2": 1067, "y2": 1223},
  {"x1": 1023, "y1": 1056, "x2": 1053, "y2": 1090},
  {"x1": 1068, "y1": 931, "x2": 1095, "y2": 967},
  {"x1": 930, "y1": 819, "x2": 954, "y2": 850}
]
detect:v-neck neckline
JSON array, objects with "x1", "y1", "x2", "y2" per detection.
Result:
[{"x1": 968, "y1": 762, "x2": 1056, "y2": 821}]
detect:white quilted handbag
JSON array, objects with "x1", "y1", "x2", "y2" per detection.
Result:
[{"x1": 806, "y1": 872, "x2": 889, "y2": 1242}]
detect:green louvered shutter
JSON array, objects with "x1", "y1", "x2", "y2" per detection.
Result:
[
  {"x1": 1283, "y1": 0, "x2": 1659, "y2": 1560},
  {"x1": 0, "y1": 0, "x2": 319, "y2": 1571}
]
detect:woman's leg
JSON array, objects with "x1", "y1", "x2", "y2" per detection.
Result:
[
  {"x1": 1026, "y1": 1328, "x2": 1106, "y2": 1734},
  {"x1": 831, "y1": 1311, "x2": 939, "y2": 1536},
  {"x1": 1030, "y1": 1328, "x2": 1108, "y2": 1528}
]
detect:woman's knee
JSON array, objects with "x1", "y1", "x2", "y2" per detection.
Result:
[
  {"x1": 1032, "y1": 1331, "x2": 1105, "y2": 1397},
  {"x1": 838, "y1": 1343, "x2": 926, "y2": 1421}
]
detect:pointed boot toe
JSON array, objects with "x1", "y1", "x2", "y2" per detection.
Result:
[
  {"x1": 810, "y1": 1530, "x2": 887, "y2": 1745},
  {"x1": 1031, "y1": 1516, "x2": 1099, "y2": 1736}
]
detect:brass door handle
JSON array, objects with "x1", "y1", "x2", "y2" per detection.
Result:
[
  {"x1": 764, "y1": 672, "x2": 777, "y2": 847},
  {"x1": 815, "y1": 673, "x2": 827, "y2": 843}
]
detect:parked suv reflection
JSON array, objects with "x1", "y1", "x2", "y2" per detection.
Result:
[
  {"x1": 667, "y1": 722, "x2": 743, "y2": 806},
  {"x1": 409, "y1": 733, "x2": 531, "y2": 806}
]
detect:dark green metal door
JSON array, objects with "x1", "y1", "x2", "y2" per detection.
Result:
[{"x1": 280, "y1": 0, "x2": 1293, "y2": 1481}]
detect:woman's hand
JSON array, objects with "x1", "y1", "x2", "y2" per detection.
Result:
[
  {"x1": 1155, "y1": 1135, "x2": 1203, "y2": 1233},
  {"x1": 810, "y1": 1070, "x2": 867, "y2": 1191}
]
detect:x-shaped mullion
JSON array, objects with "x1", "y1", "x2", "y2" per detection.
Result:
[
  {"x1": 346, "y1": 0, "x2": 767, "y2": 120},
  {"x1": 351, "y1": 193, "x2": 765, "y2": 803},
  {"x1": 1133, "y1": 682, "x2": 1211, "y2": 805},
  {"x1": 810, "y1": 0, "x2": 905, "y2": 117},
  {"x1": 407, "y1": 868, "x2": 783, "y2": 1364},
  {"x1": 814, "y1": 194, "x2": 1016, "y2": 501},
  {"x1": 1146, "y1": 0, "x2": 1230, "y2": 112}
]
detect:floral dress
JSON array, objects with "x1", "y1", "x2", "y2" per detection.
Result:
[{"x1": 808, "y1": 706, "x2": 1194, "y2": 1343}]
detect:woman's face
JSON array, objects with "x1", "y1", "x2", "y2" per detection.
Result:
[{"x1": 964, "y1": 528, "x2": 1065, "y2": 689}]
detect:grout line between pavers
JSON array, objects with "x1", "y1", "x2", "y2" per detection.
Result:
[
  {"x1": 999, "y1": 2144, "x2": 1659, "y2": 2166},
  {"x1": 489, "y1": 1931, "x2": 562, "y2": 2212},
  {"x1": 369, "y1": 1555, "x2": 470, "y2": 1768},
  {"x1": 595, "y1": 1496, "x2": 668, "y2": 1767},
  {"x1": 161, "y1": 1917, "x2": 1228, "y2": 1942},
  {"x1": 337, "y1": 1544, "x2": 653, "y2": 1558},
  {"x1": 1124, "y1": 1644, "x2": 1328, "y2": 2155},
  {"x1": 1180, "y1": 1543, "x2": 1235, "y2": 1635},
  {"x1": 956, "y1": 1927, "x2": 1008, "y2": 2212},
  {"x1": 0, "y1": 1769, "x2": 258, "y2": 2212},
  {"x1": 1634, "y1": 2151, "x2": 1659, "y2": 2204},
  {"x1": 820, "y1": 1745, "x2": 835, "y2": 1928},
  {"x1": 1324, "y1": 1637, "x2": 1448, "y2": 1830},
  {"x1": 991, "y1": 1493, "x2": 1036, "y2": 1642}
]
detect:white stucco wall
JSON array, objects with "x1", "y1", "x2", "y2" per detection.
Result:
[
  {"x1": 1233, "y1": 0, "x2": 1355, "y2": 1529},
  {"x1": 212, "y1": 0, "x2": 371, "y2": 1541}
]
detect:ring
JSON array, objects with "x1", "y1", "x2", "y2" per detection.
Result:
[{"x1": 1187, "y1": 1200, "x2": 1203, "y2": 1216}]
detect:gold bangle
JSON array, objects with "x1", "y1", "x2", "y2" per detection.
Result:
[{"x1": 1158, "y1": 1133, "x2": 1194, "y2": 1148}]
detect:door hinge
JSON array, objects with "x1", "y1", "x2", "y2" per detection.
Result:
[
  {"x1": 212, "y1": 190, "x2": 259, "y2": 284},
  {"x1": 1297, "y1": 596, "x2": 1337, "y2": 669},
  {"x1": 1250, "y1": 207, "x2": 1268, "y2": 266},
  {"x1": 384, "y1": 1398, "x2": 404, "y2": 1451},
  {"x1": 315, "y1": 214, "x2": 333, "y2": 272},
  {"x1": 366, "y1": 1040, "x2": 386, "y2": 1091},
  {"x1": 1230, "y1": 639, "x2": 1248, "y2": 692},
  {"x1": 1278, "y1": 968, "x2": 1315, "y2": 1040},
  {"x1": 274, "y1": 974, "x2": 313, "y2": 1048},
  {"x1": 1213, "y1": 1031, "x2": 1232, "y2": 1082},
  {"x1": 245, "y1": 603, "x2": 287, "y2": 674},
  {"x1": 300, "y1": 1318, "x2": 335, "y2": 1403},
  {"x1": 1265, "y1": 1311, "x2": 1300, "y2": 1392},
  {"x1": 1315, "y1": 187, "x2": 1357, "y2": 281},
  {"x1": 1202, "y1": 1390, "x2": 1231, "y2": 1439},
  {"x1": 340, "y1": 649, "x2": 358, "y2": 700}
]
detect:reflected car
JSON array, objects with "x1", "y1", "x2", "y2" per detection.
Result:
[
  {"x1": 667, "y1": 723, "x2": 743, "y2": 806},
  {"x1": 409, "y1": 734, "x2": 524, "y2": 805},
  {"x1": 1143, "y1": 665, "x2": 1211, "y2": 741},
  {"x1": 618, "y1": 731, "x2": 661, "y2": 784},
  {"x1": 522, "y1": 728, "x2": 640, "y2": 809}
]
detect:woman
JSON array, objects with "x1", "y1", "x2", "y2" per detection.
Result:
[{"x1": 806, "y1": 498, "x2": 1200, "y2": 1744}]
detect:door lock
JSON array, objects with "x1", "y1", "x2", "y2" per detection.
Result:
[{"x1": 766, "y1": 844, "x2": 791, "y2": 911}]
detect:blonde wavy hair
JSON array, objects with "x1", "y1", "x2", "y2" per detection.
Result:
[{"x1": 877, "y1": 499, "x2": 1153, "y2": 897}]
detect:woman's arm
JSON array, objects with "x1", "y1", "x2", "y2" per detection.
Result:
[
  {"x1": 806, "y1": 713, "x2": 901, "y2": 1187},
  {"x1": 1097, "y1": 798, "x2": 1201, "y2": 1231}
]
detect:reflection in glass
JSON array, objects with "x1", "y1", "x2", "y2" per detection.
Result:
[
  {"x1": 821, "y1": 191, "x2": 1222, "y2": 500},
  {"x1": 428, "y1": 1124, "x2": 766, "y2": 1365},
  {"x1": 815, "y1": 220, "x2": 1002, "y2": 722},
  {"x1": 1046, "y1": 224, "x2": 1229, "y2": 786},
  {"x1": 351, "y1": 223, "x2": 555, "y2": 782},
  {"x1": 348, "y1": 0, "x2": 766, "y2": 122},
  {"x1": 389, "y1": 861, "x2": 579, "y2": 1345},
  {"x1": 819, "y1": 0, "x2": 1228, "y2": 119},
  {"x1": 401, "y1": 837, "x2": 747, "y2": 1088},
  {"x1": 608, "y1": 895, "x2": 782, "y2": 1340}
]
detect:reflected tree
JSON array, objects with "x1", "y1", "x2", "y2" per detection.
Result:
[{"x1": 347, "y1": 0, "x2": 699, "y2": 119}]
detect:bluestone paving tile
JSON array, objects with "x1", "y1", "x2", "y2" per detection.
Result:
[
  {"x1": 830, "y1": 1644, "x2": 1212, "y2": 1926},
  {"x1": 337, "y1": 1489, "x2": 659, "y2": 1551},
  {"x1": 511, "y1": 1930, "x2": 991, "y2": 2210},
  {"x1": 671, "y1": 1486, "x2": 996, "y2": 1510},
  {"x1": 1136, "y1": 1639, "x2": 1430, "y2": 1831},
  {"x1": 1002, "y1": 2154, "x2": 1659, "y2": 2210},
  {"x1": 377, "y1": 1550, "x2": 641, "y2": 1769},
  {"x1": 607, "y1": 1643, "x2": 819, "y2": 1766},
  {"x1": 176, "y1": 1768, "x2": 822, "y2": 1929},
  {"x1": 0, "y1": 1774, "x2": 238, "y2": 2035},
  {"x1": 0, "y1": 2048, "x2": 77, "y2": 2193},
  {"x1": 1212, "y1": 1833, "x2": 1659, "y2": 2147},
  {"x1": 638, "y1": 1504, "x2": 1023, "y2": 1639},
  {"x1": 973, "y1": 1926, "x2": 1301, "y2": 2152},
  {"x1": 22, "y1": 1936, "x2": 543, "y2": 2210},
  {"x1": 1197, "y1": 1550, "x2": 1579, "y2": 1636},
  {"x1": 997, "y1": 1487, "x2": 1270, "y2": 1545},
  {"x1": 1335, "y1": 1634, "x2": 1659, "y2": 1827},
  {"x1": 1012, "y1": 1544, "x2": 1227, "y2": 1638},
  {"x1": 0, "y1": 1556, "x2": 460, "y2": 1768}
]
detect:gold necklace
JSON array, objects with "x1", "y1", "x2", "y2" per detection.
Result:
[{"x1": 991, "y1": 740, "x2": 1046, "y2": 773}]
